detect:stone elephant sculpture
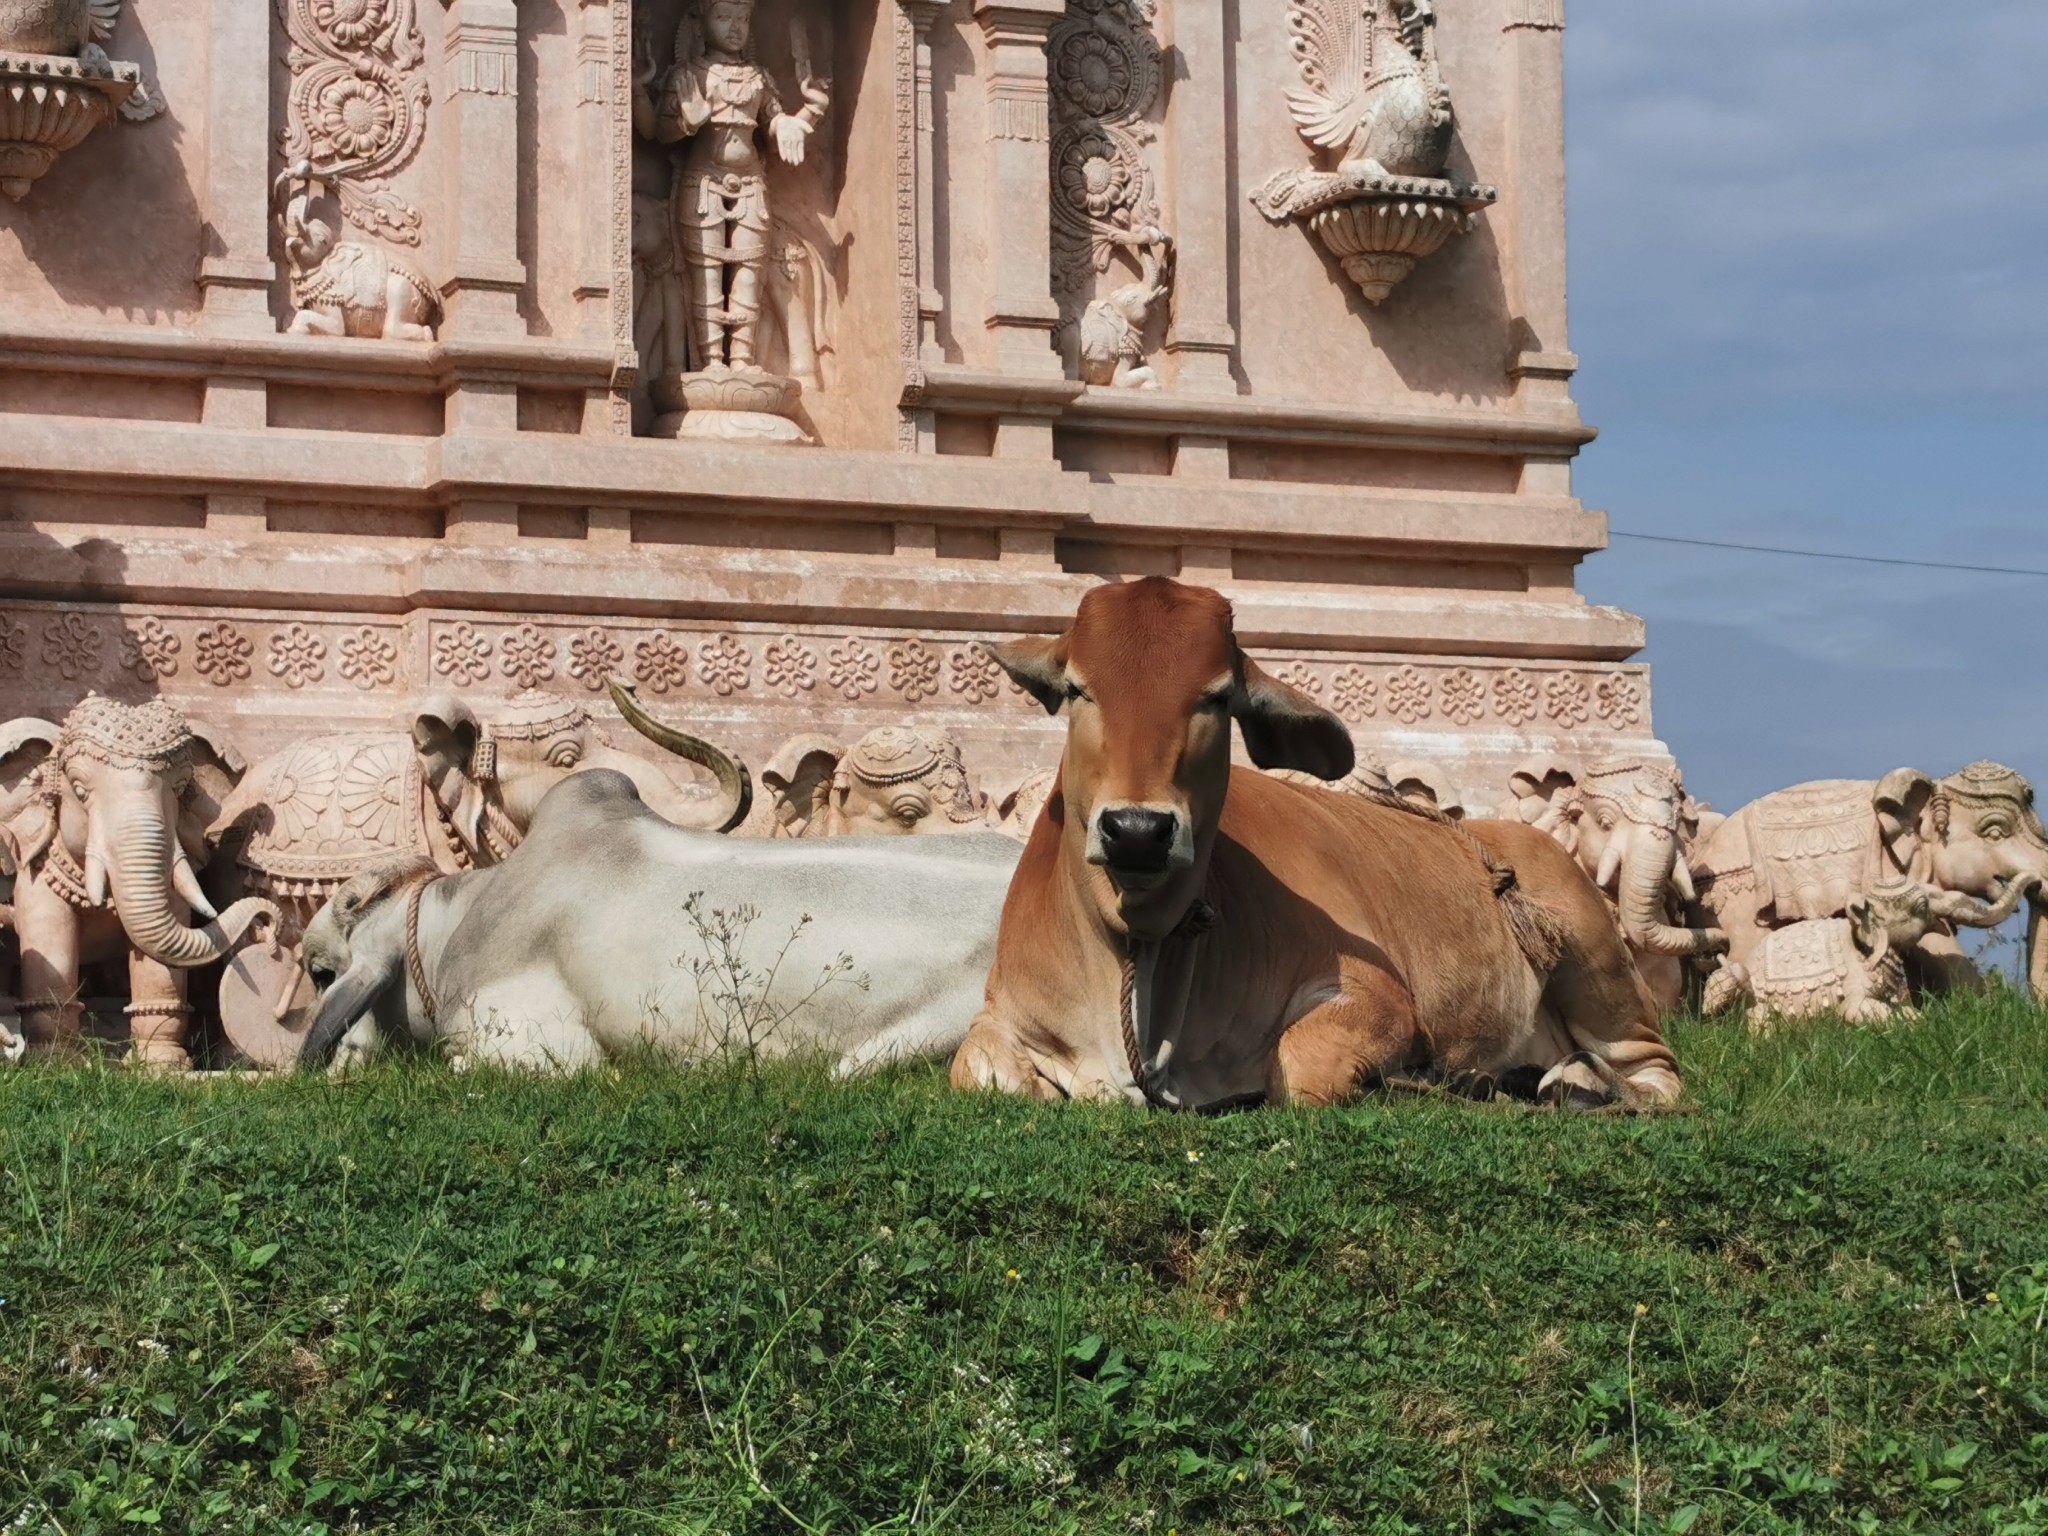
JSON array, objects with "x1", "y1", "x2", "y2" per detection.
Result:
[
  {"x1": 1712, "y1": 873, "x2": 2040, "y2": 1030},
  {"x1": 0, "y1": 697, "x2": 278, "y2": 1065},
  {"x1": 294, "y1": 770, "x2": 1022, "y2": 1077},
  {"x1": 759, "y1": 725, "x2": 995, "y2": 839},
  {"x1": 277, "y1": 164, "x2": 441, "y2": 341},
  {"x1": 1690, "y1": 763, "x2": 2048, "y2": 1003},
  {"x1": 205, "y1": 683, "x2": 750, "y2": 1064},
  {"x1": 1500, "y1": 755, "x2": 1727, "y2": 1012}
]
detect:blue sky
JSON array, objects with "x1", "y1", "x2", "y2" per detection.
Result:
[{"x1": 1563, "y1": 0, "x2": 2048, "y2": 813}]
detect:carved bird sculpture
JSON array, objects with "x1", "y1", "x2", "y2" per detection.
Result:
[{"x1": 1283, "y1": 0, "x2": 1453, "y2": 180}]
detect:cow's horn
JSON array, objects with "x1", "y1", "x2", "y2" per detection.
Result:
[{"x1": 606, "y1": 678, "x2": 753, "y2": 834}]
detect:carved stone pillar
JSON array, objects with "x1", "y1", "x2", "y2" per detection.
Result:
[
  {"x1": 572, "y1": 0, "x2": 614, "y2": 342},
  {"x1": 971, "y1": 0, "x2": 1063, "y2": 379},
  {"x1": 1161, "y1": 0, "x2": 1236, "y2": 394},
  {"x1": 198, "y1": 0, "x2": 277, "y2": 336},
  {"x1": 1503, "y1": 0, "x2": 1573, "y2": 412},
  {"x1": 903, "y1": 0, "x2": 948, "y2": 365},
  {"x1": 437, "y1": 0, "x2": 526, "y2": 337}
]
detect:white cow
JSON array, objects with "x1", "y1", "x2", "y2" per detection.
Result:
[{"x1": 297, "y1": 771, "x2": 1020, "y2": 1076}]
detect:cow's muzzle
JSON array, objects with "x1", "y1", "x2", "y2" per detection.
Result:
[{"x1": 1089, "y1": 804, "x2": 1191, "y2": 890}]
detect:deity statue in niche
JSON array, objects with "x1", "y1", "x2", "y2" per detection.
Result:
[{"x1": 633, "y1": 0, "x2": 830, "y2": 443}]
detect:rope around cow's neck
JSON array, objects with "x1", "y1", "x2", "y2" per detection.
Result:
[
  {"x1": 1118, "y1": 896, "x2": 1218, "y2": 1109},
  {"x1": 1118, "y1": 953, "x2": 1145, "y2": 1095},
  {"x1": 404, "y1": 877, "x2": 445, "y2": 1028}
]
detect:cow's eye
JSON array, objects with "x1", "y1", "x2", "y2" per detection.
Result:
[{"x1": 1063, "y1": 680, "x2": 1091, "y2": 704}]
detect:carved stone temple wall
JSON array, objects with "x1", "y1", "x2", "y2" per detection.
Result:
[{"x1": 1, "y1": 0, "x2": 1656, "y2": 814}]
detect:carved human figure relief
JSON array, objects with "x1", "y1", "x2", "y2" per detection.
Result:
[
  {"x1": 631, "y1": 0, "x2": 830, "y2": 442},
  {"x1": 1250, "y1": 0, "x2": 1494, "y2": 305},
  {"x1": 764, "y1": 233, "x2": 837, "y2": 392},
  {"x1": 1049, "y1": 0, "x2": 1172, "y2": 384}
]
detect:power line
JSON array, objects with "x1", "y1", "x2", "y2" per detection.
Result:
[{"x1": 1608, "y1": 529, "x2": 2048, "y2": 579}]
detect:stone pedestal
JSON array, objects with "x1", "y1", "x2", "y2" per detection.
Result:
[{"x1": 653, "y1": 371, "x2": 812, "y2": 445}]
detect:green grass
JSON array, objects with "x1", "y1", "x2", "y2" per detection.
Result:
[{"x1": 3, "y1": 995, "x2": 2046, "y2": 1535}]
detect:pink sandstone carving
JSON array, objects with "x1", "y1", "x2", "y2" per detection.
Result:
[
  {"x1": 1250, "y1": 0, "x2": 1494, "y2": 304},
  {"x1": 0, "y1": 695, "x2": 277, "y2": 1067},
  {"x1": 1, "y1": 0, "x2": 1669, "y2": 1056},
  {"x1": 761, "y1": 723, "x2": 996, "y2": 840}
]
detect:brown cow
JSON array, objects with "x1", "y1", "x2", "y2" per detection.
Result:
[{"x1": 951, "y1": 578, "x2": 1681, "y2": 1111}]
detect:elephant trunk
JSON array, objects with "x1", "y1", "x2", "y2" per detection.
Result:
[
  {"x1": 2027, "y1": 896, "x2": 2048, "y2": 1005},
  {"x1": 1617, "y1": 823, "x2": 1728, "y2": 958},
  {"x1": 608, "y1": 679, "x2": 752, "y2": 833},
  {"x1": 1929, "y1": 874, "x2": 2040, "y2": 931},
  {"x1": 102, "y1": 802, "x2": 277, "y2": 969}
]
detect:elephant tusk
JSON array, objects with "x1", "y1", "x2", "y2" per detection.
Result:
[
  {"x1": 1669, "y1": 860, "x2": 1698, "y2": 904},
  {"x1": 273, "y1": 959, "x2": 304, "y2": 1023},
  {"x1": 85, "y1": 846, "x2": 110, "y2": 907},
  {"x1": 172, "y1": 853, "x2": 219, "y2": 921},
  {"x1": 1594, "y1": 842, "x2": 1622, "y2": 892}
]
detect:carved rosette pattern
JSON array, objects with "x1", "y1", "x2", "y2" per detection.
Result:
[
  {"x1": 888, "y1": 638, "x2": 942, "y2": 704},
  {"x1": 1544, "y1": 673, "x2": 1591, "y2": 727},
  {"x1": 1595, "y1": 676, "x2": 1643, "y2": 728},
  {"x1": 0, "y1": 611, "x2": 26, "y2": 678},
  {"x1": 948, "y1": 645, "x2": 1003, "y2": 704},
  {"x1": 432, "y1": 622, "x2": 492, "y2": 684},
  {"x1": 499, "y1": 625, "x2": 557, "y2": 689},
  {"x1": 267, "y1": 623, "x2": 328, "y2": 689},
  {"x1": 1332, "y1": 665, "x2": 1378, "y2": 722},
  {"x1": 194, "y1": 622, "x2": 254, "y2": 687},
  {"x1": 764, "y1": 636, "x2": 818, "y2": 698},
  {"x1": 829, "y1": 637, "x2": 881, "y2": 701},
  {"x1": 279, "y1": 0, "x2": 431, "y2": 244},
  {"x1": 1439, "y1": 667, "x2": 1485, "y2": 727},
  {"x1": 632, "y1": 632, "x2": 691, "y2": 695},
  {"x1": 1493, "y1": 669, "x2": 1539, "y2": 727},
  {"x1": 339, "y1": 626, "x2": 398, "y2": 690},
  {"x1": 1049, "y1": 0, "x2": 1162, "y2": 309},
  {"x1": 569, "y1": 626, "x2": 623, "y2": 690},
  {"x1": 120, "y1": 619, "x2": 180, "y2": 683},
  {"x1": 41, "y1": 613, "x2": 103, "y2": 682},
  {"x1": 697, "y1": 634, "x2": 751, "y2": 697},
  {"x1": 0, "y1": 606, "x2": 1652, "y2": 748},
  {"x1": 1385, "y1": 665, "x2": 1432, "y2": 725}
]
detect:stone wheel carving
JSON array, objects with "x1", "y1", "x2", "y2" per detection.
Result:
[{"x1": 217, "y1": 936, "x2": 320, "y2": 1069}]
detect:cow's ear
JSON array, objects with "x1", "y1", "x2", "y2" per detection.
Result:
[
  {"x1": 989, "y1": 637, "x2": 1067, "y2": 716},
  {"x1": 1237, "y1": 659, "x2": 1354, "y2": 781}
]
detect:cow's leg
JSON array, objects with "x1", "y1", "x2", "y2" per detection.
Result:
[
  {"x1": 837, "y1": 1005, "x2": 972, "y2": 1077},
  {"x1": 1541, "y1": 944, "x2": 1682, "y2": 1108},
  {"x1": 951, "y1": 1011, "x2": 1067, "y2": 1101},
  {"x1": 453, "y1": 971, "x2": 603, "y2": 1074},
  {"x1": 1268, "y1": 976, "x2": 1418, "y2": 1108}
]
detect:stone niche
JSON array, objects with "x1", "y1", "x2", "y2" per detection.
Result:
[{"x1": 0, "y1": 0, "x2": 1657, "y2": 816}]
